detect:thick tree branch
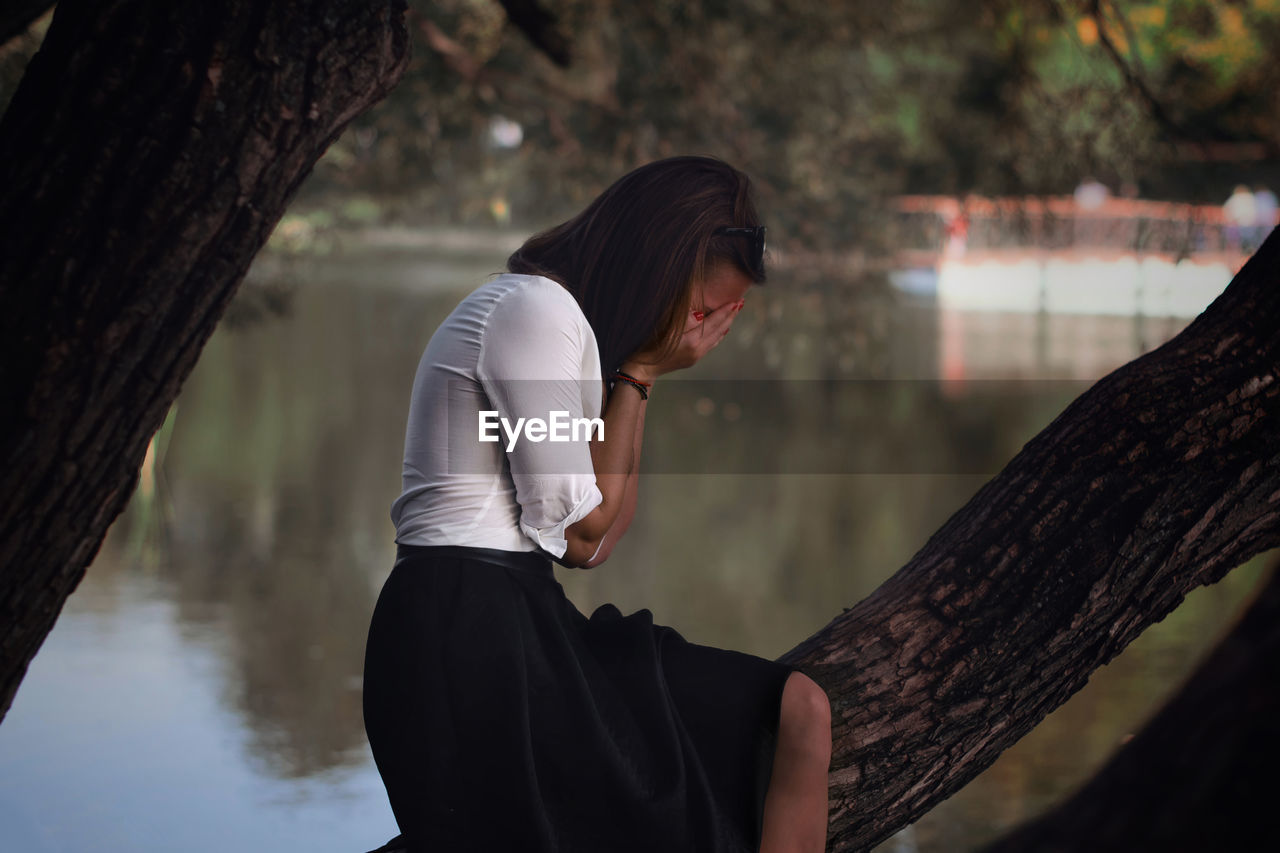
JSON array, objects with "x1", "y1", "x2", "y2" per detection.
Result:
[
  {"x1": 781, "y1": 228, "x2": 1280, "y2": 850},
  {"x1": 412, "y1": 13, "x2": 483, "y2": 81},
  {"x1": 494, "y1": 0, "x2": 570, "y2": 67},
  {"x1": 981, "y1": 557, "x2": 1280, "y2": 851},
  {"x1": 1083, "y1": 0, "x2": 1205, "y2": 150},
  {"x1": 0, "y1": 0, "x2": 410, "y2": 720}
]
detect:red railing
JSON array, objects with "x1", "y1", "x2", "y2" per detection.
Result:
[{"x1": 891, "y1": 194, "x2": 1260, "y2": 258}]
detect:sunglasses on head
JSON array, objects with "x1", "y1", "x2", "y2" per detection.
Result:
[{"x1": 714, "y1": 225, "x2": 767, "y2": 279}]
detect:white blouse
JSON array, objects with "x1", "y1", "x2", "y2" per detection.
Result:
[{"x1": 390, "y1": 274, "x2": 605, "y2": 559}]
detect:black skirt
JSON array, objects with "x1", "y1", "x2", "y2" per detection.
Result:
[{"x1": 362, "y1": 545, "x2": 795, "y2": 853}]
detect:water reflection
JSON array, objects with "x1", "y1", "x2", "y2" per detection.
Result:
[
  {"x1": 151, "y1": 278, "x2": 464, "y2": 779},
  {"x1": 0, "y1": 237, "x2": 1269, "y2": 852}
]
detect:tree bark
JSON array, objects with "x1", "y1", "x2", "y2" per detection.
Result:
[
  {"x1": 778, "y1": 229, "x2": 1280, "y2": 850},
  {"x1": 979, "y1": 556, "x2": 1280, "y2": 852},
  {"x1": 0, "y1": 0, "x2": 410, "y2": 720}
]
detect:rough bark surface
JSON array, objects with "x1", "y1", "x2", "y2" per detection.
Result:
[
  {"x1": 0, "y1": 0, "x2": 410, "y2": 720},
  {"x1": 980, "y1": 558, "x2": 1280, "y2": 852},
  {"x1": 778, "y1": 229, "x2": 1280, "y2": 850}
]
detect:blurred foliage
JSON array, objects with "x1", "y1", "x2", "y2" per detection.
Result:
[
  {"x1": 4, "y1": 1, "x2": 1280, "y2": 244},
  {"x1": 295, "y1": 0, "x2": 1280, "y2": 244}
]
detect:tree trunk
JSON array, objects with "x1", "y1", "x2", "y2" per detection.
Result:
[
  {"x1": 777, "y1": 229, "x2": 1280, "y2": 850},
  {"x1": 979, "y1": 556, "x2": 1280, "y2": 852},
  {"x1": 0, "y1": 0, "x2": 410, "y2": 720}
]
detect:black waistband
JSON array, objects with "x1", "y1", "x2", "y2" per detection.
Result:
[{"x1": 394, "y1": 543, "x2": 554, "y2": 577}]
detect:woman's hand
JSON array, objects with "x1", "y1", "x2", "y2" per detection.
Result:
[{"x1": 621, "y1": 299, "x2": 744, "y2": 382}]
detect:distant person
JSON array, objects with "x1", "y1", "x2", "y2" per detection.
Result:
[
  {"x1": 1224, "y1": 184, "x2": 1257, "y2": 251},
  {"x1": 1252, "y1": 185, "x2": 1278, "y2": 248},
  {"x1": 944, "y1": 204, "x2": 970, "y2": 259},
  {"x1": 1073, "y1": 177, "x2": 1109, "y2": 211}
]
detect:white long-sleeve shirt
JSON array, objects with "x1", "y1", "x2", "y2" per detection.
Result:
[{"x1": 390, "y1": 274, "x2": 605, "y2": 559}]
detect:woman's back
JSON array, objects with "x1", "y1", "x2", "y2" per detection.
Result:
[{"x1": 391, "y1": 273, "x2": 603, "y2": 557}]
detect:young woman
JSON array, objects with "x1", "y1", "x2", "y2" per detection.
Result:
[{"x1": 363, "y1": 156, "x2": 831, "y2": 853}]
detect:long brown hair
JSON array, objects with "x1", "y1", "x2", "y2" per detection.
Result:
[{"x1": 507, "y1": 156, "x2": 766, "y2": 374}]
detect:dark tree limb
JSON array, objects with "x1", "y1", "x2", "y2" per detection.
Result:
[
  {"x1": 412, "y1": 12, "x2": 484, "y2": 82},
  {"x1": 980, "y1": 556, "x2": 1280, "y2": 851},
  {"x1": 780, "y1": 228, "x2": 1280, "y2": 850},
  {"x1": 1082, "y1": 0, "x2": 1208, "y2": 152},
  {"x1": 494, "y1": 0, "x2": 570, "y2": 67},
  {"x1": 0, "y1": 0, "x2": 410, "y2": 720},
  {"x1": 0, "y1": 0, "x2": 52, "y2": 46}
]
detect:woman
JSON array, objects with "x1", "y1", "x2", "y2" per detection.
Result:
[{"x1": 363, "y1": 156, "x2": 831, "y2": 853}]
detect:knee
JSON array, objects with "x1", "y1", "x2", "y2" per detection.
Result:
[{"x1": 780, "y1": 672, "x2": 831, "y2": 758}]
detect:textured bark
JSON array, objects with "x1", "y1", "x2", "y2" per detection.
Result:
[
  {"x1": 778, "y1": 229, "x2": 1280, "y2": 850},
  {"x1": 980, "y1": 557, "x2": 1280, "y2": 852},
  {"x1": 0, "y1": 0, "x2": 410, "y2": 720}
]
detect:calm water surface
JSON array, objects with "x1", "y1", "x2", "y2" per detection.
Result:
[{"x1": 0, "y1": 235, "x2": 1268, "y2": 852}]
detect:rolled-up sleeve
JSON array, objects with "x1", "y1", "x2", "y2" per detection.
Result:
[{"x1": 475, "y1": 281, "x2": 603, "y2": 558}]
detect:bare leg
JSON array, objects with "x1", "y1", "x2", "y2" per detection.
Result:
[{"x1": 760, "y1": 672, "x2": 832, "y2": 853}]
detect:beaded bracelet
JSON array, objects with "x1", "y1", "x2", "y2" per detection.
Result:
[
  {"x1": 613, "y1": 369, "x2": 652, "y2": 388},
  {"x1": 611, "y1": 372, "x2": 650, "y2": 400}
]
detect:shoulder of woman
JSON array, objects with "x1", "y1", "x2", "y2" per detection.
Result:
[
  {"x1": 495, "y1": 273, "x2": 581, "y2": 311},
  {"x1": 475, "y1": 274, "x2": 595, "y2": 374},
  {"x1": 484, "y1": 274, "x2": 590, "y2": 338}
]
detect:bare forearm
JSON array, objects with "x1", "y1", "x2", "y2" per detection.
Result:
[
  {"x1": 563, "y1": 297, "x2": 742, "y2": 566},
  {"x1": 562, "y1": 378, "x2": 647, "y2": 565},
  {"x1": 617, "y1": 402, "x2": 645, "y2": 534},
  {"x1": 582, "y1": 397, "x2": 646, "y2": 567}
]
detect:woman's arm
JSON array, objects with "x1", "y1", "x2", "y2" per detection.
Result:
[
  {"x1": 559, "y1": 369, "x2": 649, "y2": 567},
  {"x1": 579, "y1": 390, "x2": 647, "y2": 568},
  {"x1": 561, "y1": 299, "x2": 742, "y2": 567}
]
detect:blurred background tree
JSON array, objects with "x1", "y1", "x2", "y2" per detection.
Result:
[
  {"x1": 293, "y1": 0, "x2": 1280, "y2": 240},
  {"x1": 7, "y1": 0, "x2": 1277, "y2": 244}
]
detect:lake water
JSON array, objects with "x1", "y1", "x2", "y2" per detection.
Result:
[{"x1": 0, "y1": 232, "x2": 1269, "y2": 852}]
